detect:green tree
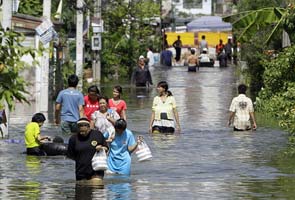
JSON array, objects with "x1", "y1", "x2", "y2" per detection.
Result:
[
  {"x1": 18, "y1": 0, "x2": 43, "y2": 17},
  {"x1": 0, "y1": 29, "x2": 41, "y2": 110},
  {"x1": 102, "y1": 0, "x2": 160, "y2": 80},
  {"x1": 256, "y1": 45, "x2": 295, "y2": 136}
]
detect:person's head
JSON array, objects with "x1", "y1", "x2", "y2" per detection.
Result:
[
  {"x1": 32, "y1": 113, "x2": 46, "y2": 127},
  {"x1": 157, "y1": 81, "x2": 173, "y2": 96},
  {"x1": 77, "y1": 117, "x2": 91, "y2": 136},
  {"x1": 147, "y1": 46, "x2": 153, "y2": 52},
  {"x1": 202, "y1": 48, "x2": 208, "y2": 54},
  {"x1": 238, "y1": 84, "x2": 247, "y2": 94},
  {"x1": 138, "y1": 55, "x2": 145, "y2": 65},
  {"x1": 99, "y1": 96, "x2": 109, "y2": 112},
  {"x1": 114, "y1": 119, "x2": 127, "y2": 134},
  {"x1": 88, "y1": 85, "x2": 100, "y2": 101},
  {"x1": 177, "y1": 35, "x2": 180, "y2": 39},
  {"x1": 190, "y1": 49, "x2": 195, "y2": 55},
  {"x1": 202, "y1": 35, "x2": 206, "y2": 40},
  {"x1": 113, "y1": 85, "x2": 123, "y2": 99},
  {"x1": 68, "y1": 74, "x2": 79, "y2": 87},
  {"x1": 219, "y1": 39, "x2": 223, "y2": 44}
]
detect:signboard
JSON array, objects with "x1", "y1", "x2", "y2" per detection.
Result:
[{"x1": 91, "y1": 35, "x2": 101, "y2": 50}]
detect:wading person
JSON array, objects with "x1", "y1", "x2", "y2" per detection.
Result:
[
  {"x1": 108, "y1": 85, "x2": 127, "y2": 120},
  {"x1": 67, "y1": 118, "x2": 108, "y2": 183},
  {"x1": 131, "y1": 56, "x2": 153, "y2": 87},
  {"x1": 104, "y1": 119, "x2": 141, "y2": 175},
  {"x1": 55, "y1": 74, "x2": 84, "y2": 134},
  {"x1": 228, "y1": 84, "x2": 257, "y2": 131},
  {"x1": 25, "y1": 113, "x2": 50, "y2": 156},
  {"x1": 84, "y1": 85, "x2": 100, "y2": 121},
  {"x1": 187, "y1": 48, "x2": 199, "y2": 72},
  {"x1": 149, "y1": 81, "x2": 180, "y2": 134},
  {"x1": 173, "y1": 35, "x2": 182, "y2": 63}
]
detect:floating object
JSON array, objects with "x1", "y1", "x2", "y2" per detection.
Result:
[
  {"x1": 41, "y1": 142, "x2": 68, "y2": 156},
  {"x1": 4, "y1": 139, "x2": 23, "y2": 144}
]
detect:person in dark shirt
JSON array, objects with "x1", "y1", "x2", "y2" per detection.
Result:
[
  {"x1": 131, "y1": 56, "x2": 153, "y2": 87},
  {"x1": 172, "y1": 35, "x2": 182, "y2": 63},
  {"x1": 67, "y1": 117, "x2": 108, "y2": 183},
  {"x1": 161, "y1": 47, "x2": 173, "y2": 67}
]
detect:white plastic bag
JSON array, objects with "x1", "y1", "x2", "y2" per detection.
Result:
[
  {"x1": 136, "y1": 140, "x2": 152, "y2": 162},
  {"x1": 91, "y1": 149, "x2": 108, "y2": 171},
  {"x1": 0, "y1": 123, "x2": 8, "y2": 138}
]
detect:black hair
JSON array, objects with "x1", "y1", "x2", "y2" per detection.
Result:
[
  {"x1": 238, "y1": 84, "x2": 247, "y2": 94},
  {"x1": 114, "y1": 119, "x2": 127, "y2": 130},
  {"x1": 190, "y1": 49, "x2": 195, "y2": 54},
  {"x1": 99, "y1": 95, "x2": 109, "y2": 104},
  {"x1": 113, "y1": 85, "x2": 123, "y2": 97},
  {"x1": 68, "y1": 74, "x2": 79, "y2": 87},
  {"x1": 32, "y1": 113, "x2": 46, "y2": 123},
  {"x1": 88, "y1": 85, "x2": 100, "y2": 94},
  {"x1": 202, "y1": 35, "x2": 205, "y2": 39},
  {"x1": 157, "y1": 81, "x2": 173, "y2": 96}
]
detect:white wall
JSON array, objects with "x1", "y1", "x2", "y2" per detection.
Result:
[{"x1": 174, "y1": 0, "x2": 212, "y2": 15}]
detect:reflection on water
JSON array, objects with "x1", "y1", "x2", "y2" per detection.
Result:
[
  {"x1": 26, "y1": 156, "x2": 41, "y2": 175},
  {"x1": 1, "y1": 66, "x2": 294, "y2": 199},
  {"x1": 75, "y1": 184, "x2": 106, "y2": 200}
]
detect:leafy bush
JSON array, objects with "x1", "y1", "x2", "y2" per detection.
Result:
[
  {"x1": 0, "y1": 29, "x2": 41, "y2": 110},
  {"x1": 256, "y1": 45, "x2": 295, "y2": 135}
]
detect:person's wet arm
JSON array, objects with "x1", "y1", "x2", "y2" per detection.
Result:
[
  {"x1": 173, "y1": 107, "x2": 180, "y2": 131},
  {"x1": 149, "y1": 111, "x2": 155, "y2": 133},
  {"x1": 228, "y1": 111, "x2": 235, "y2": 126},
  {"x1": 55, "y1": 103, "x2": 61, "y2": 125},
  {"x1": 79, "y1": 105, "x2": 84, "y2": 118},
  {"x1": 250, "y1": 112, "x2": 257, "y2": 130},
  {"x1": 128, "y1": 136, "x2": 142, "y2": 153}
]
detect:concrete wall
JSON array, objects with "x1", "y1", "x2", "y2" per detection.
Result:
[{"x1": 9, "y1": 37, "x2": 38, "y2": 124}]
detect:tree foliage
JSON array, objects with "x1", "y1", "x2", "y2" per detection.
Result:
[
  {"x1": 101, "y1": 0, "x2": 160, "y2": 80},
  {"x1": 18, "y1": 0, "x2": 43, "y2": 16},
  {"x1": 0, "y1": 29, "x2": 41, "y2": 110},
  {"x1": 256, "y1": 45, "x2": 295, "y2": 136}
]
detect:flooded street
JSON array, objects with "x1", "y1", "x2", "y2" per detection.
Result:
[{"x1": 0, "y1": 65, "x2": 293, "y2": 199}]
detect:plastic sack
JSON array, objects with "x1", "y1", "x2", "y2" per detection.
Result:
[
  {"x1": 135, "y1": 140, "x2": 152, "y2": 162},
  {"x1": 92, "y1": 149, "x2": 108, "y2": 171}
]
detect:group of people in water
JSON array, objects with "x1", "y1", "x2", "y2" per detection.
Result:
[
  {"x1": 22, "y1": 49, "x2": 257, "y2": 184},
  {"x1": 24, "y1": 73, "x2": 183, "y2": 183}
]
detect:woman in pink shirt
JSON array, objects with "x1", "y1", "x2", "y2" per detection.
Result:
[{"x1": 108, "y1": 85, "x2": 127, "y2": 120}]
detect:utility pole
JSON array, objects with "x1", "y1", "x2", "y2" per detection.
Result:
[
  {"x1": 92, "y1": 0, "x2": 101, "y2": 86},
  {"x1": 76, "y1": 0, "x2": 84, "y2": 91},
  {"x1": 36, "y1": 0, "x2": 51, "y2": 122},
  {"x1": 1, "y1": 0, "x2": 12, "y2": 138},
  {"x1": 2, "y1": 0, "x2": 12, "y2": 30}
]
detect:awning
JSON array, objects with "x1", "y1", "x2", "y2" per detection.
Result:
[{"x1": 186, "y1": 16, "x2": 232, "y2": 32}]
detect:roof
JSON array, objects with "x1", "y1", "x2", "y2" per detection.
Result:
[{"x1": 186, "y1": 16, "x2": 232, "y2": 32}]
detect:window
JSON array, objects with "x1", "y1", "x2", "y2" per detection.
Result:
[{"x1": 183, "y1": 0, "x2": 202, "y2": 9}]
